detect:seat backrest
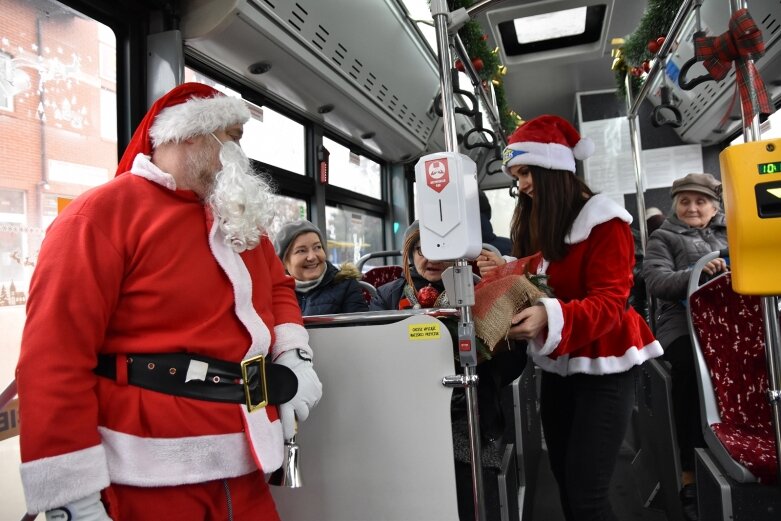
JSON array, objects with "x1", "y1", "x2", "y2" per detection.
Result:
[
  {"x1": 362, "y1": 265, "x2": 403, "y2": 290},
  {"x1": 688, "y1": 270, "x2": 773, "y2": 434},
  {"x1": 357, "y1": 280, "x2": 378, "y2": 304}
]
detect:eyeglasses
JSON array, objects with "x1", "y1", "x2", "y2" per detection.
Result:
[{"x1": 414, "y1": 246, "x2": 423, "y2": 257}]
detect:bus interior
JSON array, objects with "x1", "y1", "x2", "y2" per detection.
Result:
[{"x1": 1, "y1": 0, "x2": 781, "y2": 519}]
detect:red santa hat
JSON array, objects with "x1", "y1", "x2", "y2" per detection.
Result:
[
  {"x1": 501, "y1": 114, "x2": 594, "y2": 175},
  {"x1": 116, "y1": 82, "x2": 251, "y2": 176}
]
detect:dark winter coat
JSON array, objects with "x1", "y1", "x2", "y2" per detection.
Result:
[
  {"x1": 642, "y1": 213, "x2": 728, "y2": 347},
  {"x1": 368, "y1": 267, "x2": 447, "y2": 311},
  {"x1": 368, "y1": 265, "x2": 479, "y2": 311},
  {"x1": 296, "y1": 261, "x2": 368, "y2": 316}
]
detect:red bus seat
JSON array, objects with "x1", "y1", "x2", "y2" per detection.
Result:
[{"x1": 688, "y1": 265, "x2": 779, "y2": 484}]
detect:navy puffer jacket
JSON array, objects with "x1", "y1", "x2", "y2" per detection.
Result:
[{"x1": 296, "y1": 261, "x2": 369, "y2": 316}]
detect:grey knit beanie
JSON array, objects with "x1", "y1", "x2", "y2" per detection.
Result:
[{"x1": 273, "y1": 220, "x2": 325, "y2": 260}]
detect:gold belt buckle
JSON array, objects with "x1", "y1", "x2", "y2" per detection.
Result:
[{"x1": 240, "y1": 354, "x2": 268, "y2": 412}]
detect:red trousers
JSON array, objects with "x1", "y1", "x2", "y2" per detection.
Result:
[{"x1": 102, "y1": 471, "x2": 280, "y2": 521}]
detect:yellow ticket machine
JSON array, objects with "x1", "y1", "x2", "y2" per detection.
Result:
[{"x1": 719, "y1": 138, "x2": 781, "y2": 295}]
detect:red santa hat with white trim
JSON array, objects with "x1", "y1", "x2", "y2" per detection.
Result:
[
  {"x1": 501, "y1": 114, "x2": 595, "y2": 176},
  {"x1": 116, "y1": 82, "x2": 251, "y2": 176}
]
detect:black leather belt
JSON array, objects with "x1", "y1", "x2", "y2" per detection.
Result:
[{"x1": 95, "y1": 353, "x2": 298, "y2": 412}]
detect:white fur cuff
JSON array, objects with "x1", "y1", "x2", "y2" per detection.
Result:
[
  {"x1": 21, "y1": 444, "x2": 110, "y2": 514},
  {"x1": 273, "y1": 323, "x2": 312, "y2": 360},
  {"x1": 529, "y1": 298, "x2": 563, "y2": 356}
]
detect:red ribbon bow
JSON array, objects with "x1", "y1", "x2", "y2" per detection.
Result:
[{"x1": 694, "y1": 8, "x2": 774, "y2": 119}]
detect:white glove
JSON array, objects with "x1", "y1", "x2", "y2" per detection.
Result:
[
  {"x1": 46, "y1": 492, "x2": 111, "y2": 521},
  {"x1": 276, "y1": 349, "x2": 323, "y2": 439}
]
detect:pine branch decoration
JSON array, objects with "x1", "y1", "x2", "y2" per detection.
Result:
[
  {"x1": 614, "y1": 0, "x2": 683, "y2": 98},
  {"x1": 447, "y1": 0, "x2": 521, "y2": 134}
]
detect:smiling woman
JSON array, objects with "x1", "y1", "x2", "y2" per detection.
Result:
[{"x1": 274, "y1": 220, "x2": 369, "y2": 316}]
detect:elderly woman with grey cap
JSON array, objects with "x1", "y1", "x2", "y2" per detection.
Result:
[
  {"x1": 274, "y1": 220, "x2": 368, "y2": 316},
  {"x1": 642, "y1": 172, "x2": 728, "y2": 521}
]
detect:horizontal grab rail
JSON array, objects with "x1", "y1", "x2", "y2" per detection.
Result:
[{"x1": 304, "y1": 308, "x2": 460, "y2": 327}]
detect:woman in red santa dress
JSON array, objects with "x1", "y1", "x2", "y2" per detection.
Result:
[{"x1": 480, "y1": 115, "x2": 662, "y2": 521}]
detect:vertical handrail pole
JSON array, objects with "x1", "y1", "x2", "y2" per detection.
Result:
[
  {"x1": 729, "y1": 0, "x2": 781, "y2": 486},
  {"x1": 625, "y1": 73, "x2": 649, "y2": 254},
  {"x1": 432, "y1": 1, "x2": 459, "y2": 154},
  {"x1": 430, "y1": 1, "x2": 485, "y2": 518}
]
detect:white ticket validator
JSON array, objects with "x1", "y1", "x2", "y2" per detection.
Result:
[{"x1": 414, "y1": 152, "x2": 482, "y2": 261}]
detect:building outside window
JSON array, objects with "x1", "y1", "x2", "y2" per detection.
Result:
[{"x1": 325, "y1": 205, "x2": 383, "y2": 268}]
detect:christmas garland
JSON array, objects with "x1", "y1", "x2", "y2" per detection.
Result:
[
  {"x1": 447, "y1": 0, "x2": 523, "y2": 134},
  {"x1": 612, "y1": 0, "x2": 683, "y2": 98}
]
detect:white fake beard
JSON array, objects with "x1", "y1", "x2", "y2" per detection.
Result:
[{"x1": 206, "y1": 141, "x2": 276, "y2": 253}]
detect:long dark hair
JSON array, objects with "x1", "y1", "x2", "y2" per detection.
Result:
[{"x1": 510, "y1": 166, "x2": 594, "y2": 261}]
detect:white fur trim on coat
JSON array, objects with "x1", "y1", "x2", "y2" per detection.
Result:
[
  {"x1": 528, "y1": 298, "x2": 563, "y2": 356},
  {"x1": 531, "y1": 340, "x2": 663, "y2": 376},
  {"x1": 272, "y1": 323, "x2": 312, "y2": 360},
  {"x1": 150, "y1": 95, "x2": 251, "y2": 147},
  {"x1": 502, "y1": 141, "x2": 576, "y2": 175},
  {"x1": 208, "y1": 220, "x2": 284, "y2": 470},
  {"x1": 565, "y1": 194, "x2": 632, "y2": 245},
  {"x1": 208, "y1": 222, "x2": 272, "y2": 359},
  {"x1": 99, "y1": 427, "x2": 257, "y2": 486},
  {"x1": 242, "y1": 408, "x2": 284, "y2": 473},
  {"x1": 20, "y1": 444, "x2": 110, "y2": 514},
  {"x1": 130, "y1": 154, "x2": 177, "y2": 190}
]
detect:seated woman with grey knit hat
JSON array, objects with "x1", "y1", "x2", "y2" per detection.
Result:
[{"x1": 274, "y1": 220, "x2": 368, "y2": 316}]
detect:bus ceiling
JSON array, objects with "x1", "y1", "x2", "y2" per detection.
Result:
[{"x1": 173, "y1": 0, "x2": 780, "y2": 165}]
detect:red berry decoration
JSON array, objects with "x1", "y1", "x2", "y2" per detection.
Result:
[
  {"x1": 642, "y1": 60, "x2": 651, "y2": 72},
  {"x1": 656, "y1": 36, "x2": 666, "y2": 49},
  {"x1": 481, "y1": 34, "x2": 489, "y2": 41},
  {"x1": 455, "y1": 59, "x2": 465, "y2": 72},
  {"x1": 647, "y1": 40, "x2": 660, "y2": 54},
  {"x1": 471, "y1": 58, "x2": 484, "y2": 72},
  {"x1": 417, "y1": 284, "x2": 440, "y2": 308}
]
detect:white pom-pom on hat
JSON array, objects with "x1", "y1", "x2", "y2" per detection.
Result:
[{"x1": 572, "y1": 136, "x2": 594, "y2": 160}]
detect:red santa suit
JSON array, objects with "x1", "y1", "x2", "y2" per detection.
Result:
[
  {"x1": 16, "y1": 84, "x2": 310, "y2": 518},
  {"x1": 526, "y1": 193, "x2": 663, "y2": 374}
]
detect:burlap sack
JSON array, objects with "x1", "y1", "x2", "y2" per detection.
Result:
[{"x1": 472, "y1": 274, "x2": 545, "y2": 351}]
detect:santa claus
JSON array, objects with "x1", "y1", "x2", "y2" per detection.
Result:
[{"x1": 16, "y1": 82, "x2": 322, "y2": 520}]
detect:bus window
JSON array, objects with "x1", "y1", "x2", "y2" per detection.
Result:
[
  {"x1": 484, "y1": 187, "x2": 515, "y2": 239},
  {"x1": 0, "y1": 0, "x2": 117, "y2": 347},
  {"x1": 323, "y1": 137, "x2": 381, "y2": 199},
  {"x1": 326, "y1": 205, "x2": 383, "y2": 268},
  {"x1": 242, "y1": 106, "x2": 305, "y2": 175},
  {"x1": 267, "y1": 194, "x2": 308, "y2": 237},
  {"x1": 184, "y1": 68, "x2": 306, "y2": 175}
]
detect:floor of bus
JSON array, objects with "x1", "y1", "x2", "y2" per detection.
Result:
[{"x1": 531, "y1": 439, "x2": 670, "y2": 520}]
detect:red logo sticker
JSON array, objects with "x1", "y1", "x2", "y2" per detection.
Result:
[{"x1": 425, "y1": 159, "x2": 450, "y2": 193}]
